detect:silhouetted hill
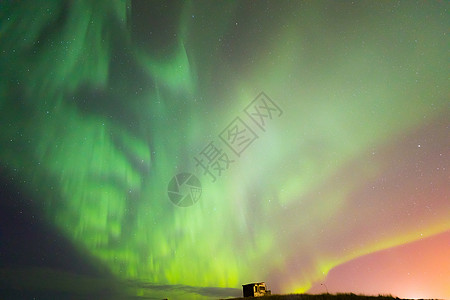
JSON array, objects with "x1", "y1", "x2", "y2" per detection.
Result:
[{"x1": 226, "y1": 293, "x2": 443, "y2": 300}]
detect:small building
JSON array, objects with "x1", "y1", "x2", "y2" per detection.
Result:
[{"x1": 242, "y1": 282, "x2": 271, "y2": 297}]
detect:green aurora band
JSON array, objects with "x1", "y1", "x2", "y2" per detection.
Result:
[{"x1": 1, "y1": 1, "x2": 449, "y2": 299}]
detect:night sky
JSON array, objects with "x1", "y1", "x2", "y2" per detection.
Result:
[{"x1": 0, "y1": 1, "x2": 449, "y2": 299}]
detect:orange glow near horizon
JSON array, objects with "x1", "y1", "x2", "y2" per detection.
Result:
[{"x1": 308, "y1": 230, "x2": 450, "y2": 299}]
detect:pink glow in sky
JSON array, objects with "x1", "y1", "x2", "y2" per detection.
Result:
[{"x1": 308, "y1": 231, "x2": 450, "y2": 299}]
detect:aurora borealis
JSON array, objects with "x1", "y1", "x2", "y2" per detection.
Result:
[{"x1": 0, "y1": 1, "x2": 449, "y2": 299}]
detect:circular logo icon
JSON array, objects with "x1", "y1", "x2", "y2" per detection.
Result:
[{"x1": 167, "y1": 173, "x2": 202, "y2": 207}]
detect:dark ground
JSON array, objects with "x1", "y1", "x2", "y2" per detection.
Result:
[{"x1": 226, "y1": 293, "x2": 441, "y2": 300}]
